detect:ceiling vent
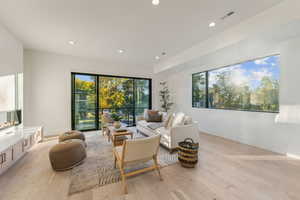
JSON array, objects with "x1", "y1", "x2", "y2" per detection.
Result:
[{"x1": 220, "y1": 11, "x2": 235, "y2": 20}]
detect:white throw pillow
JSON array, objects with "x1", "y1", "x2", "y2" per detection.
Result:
[
  {"x1": 171, "y1": 112, "x2": 185, "y2": 127},
  {"x1": 159, "y1": 112, "x2": 168, "y2": 121},
  {"x1": 143, "y1": 109, "x2": 149, "y2": 120},
  {"x1": 183, "y1": 116, "x2": 193, "y2": 125}
]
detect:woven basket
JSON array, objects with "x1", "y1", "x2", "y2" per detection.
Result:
[{"x1": 178, "y1": 138, "x2": 199, "y2": 168}]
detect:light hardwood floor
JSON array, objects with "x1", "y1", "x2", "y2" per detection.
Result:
[{"x1": 1, "y1": 131, "x2": 300, "y2": 200}]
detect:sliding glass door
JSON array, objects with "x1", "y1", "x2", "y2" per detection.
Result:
[
  {"x1": 99, "y1": 76, "x2": 135, "y2": 126},
  {"x1": 135, "y1": 79, "x2": 150, "y2": 117},
  {"x1": 71, "y1": 73, "x2": 151, "y2": 131},
  {"x1": 72, "y1": 74, "x2": 97, "y2": 130}
]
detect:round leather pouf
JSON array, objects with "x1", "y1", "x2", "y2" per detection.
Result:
[
  {"x1": 58, "y1": 130, "x2": 85, "y2": 143},
  {"x1": 49, "y1": 139, "x2": 86, "y2": 171}
]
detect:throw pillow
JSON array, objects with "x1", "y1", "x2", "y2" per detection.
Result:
[
  {"x1": 146, "y1": 110, "x2": 163, "y2": 122},
  {"x1": 160, "y1": 112, "x2": 168, "y2": 121},
  {"x1": 171, "y1": 112, "x2": 185, "y2": 127},
  {"x1": 143, "y1": 109, "x2": 149, "y2": 121},
  {"x1": 183, "y1": 116, "x2": 193, "y2": 125}
]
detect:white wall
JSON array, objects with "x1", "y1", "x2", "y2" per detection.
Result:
[
  {"x1": 153, "y1": 0, "x2": 300, "y2": 156},
  {"x1": 24, "y1": 50, "x2": 153, "y2": 136},
  {"x1": 0, "y1": 23, "x2": 23, "y2": 76},
  {"x1": 154, "y1": 0, "x2": 300, "y2": 73},
  {"x1": 154, "y1": 30, "x2": 300, "y2": 156}
]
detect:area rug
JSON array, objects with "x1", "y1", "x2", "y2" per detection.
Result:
[{"x1": 68, "y1": 129, "x2": 178, "y2": 195}]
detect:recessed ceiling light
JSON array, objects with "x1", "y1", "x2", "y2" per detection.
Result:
[
  {"x1": 155, "y1": 56, "x2": 160, "y2": 60},
  {"x1": 152, "y1": 0, "x2": 160, "y2": 6},
  {"x1": 118, "y1": 49, "x2": 124, "y2": 53},
  {"x1": 68, "y1": 40, "x2": 76, "y2": 45},
  {"x1": 209, "y1": 22, "x2": 216, "y2": 28}
]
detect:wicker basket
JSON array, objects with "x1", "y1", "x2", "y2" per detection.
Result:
[{"x1": 178, "y1": 138, "x2": 199, "y2": 168}]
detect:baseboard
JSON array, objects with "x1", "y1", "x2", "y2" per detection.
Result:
[{"x1": 286, "y1": 153, "x2": 300, "y2": 160}]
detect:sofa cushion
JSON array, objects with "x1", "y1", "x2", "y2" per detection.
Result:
[
  {"x1": 156, "y1": 127, "x2": 170, "y2": 137},
  {"x1": 171, "y1": 112, "x2": 185, "y2": 127},
  {"x1": 147, "y1": 123, "x2": 164, "y2": 130},
  {"x1": 137, "y1": 120, "x2": 148, "y2": 128}
]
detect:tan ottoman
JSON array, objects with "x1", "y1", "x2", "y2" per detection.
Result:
[
  {"x1": 49, "y1": 139, "x2": 86, "y2": 171},
  {"x1": 58, "y1": 130, "x2": 85, "y2": 143}
]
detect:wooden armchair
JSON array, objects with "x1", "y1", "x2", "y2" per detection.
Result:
[{"x1": 113, "y1": 134, "x2": 162, "y2": 194}]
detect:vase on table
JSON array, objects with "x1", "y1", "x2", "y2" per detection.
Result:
[{"x1": 113, "y1": 121, "x2": 121, "y2": 129}]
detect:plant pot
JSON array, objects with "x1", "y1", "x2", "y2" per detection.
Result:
[{"x1": 113, "y1": 121, "x2": 121, "y2": 129}]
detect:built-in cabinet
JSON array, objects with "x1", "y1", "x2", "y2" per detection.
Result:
[{"x1": 0, "y1": 126, "x2": 43, "y2": 176}]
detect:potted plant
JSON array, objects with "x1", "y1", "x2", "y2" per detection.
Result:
[
  {"x1": 159, "y1": 81, "x2": 174, "y2": 112},
  {"x1": 111, "y1": 113, "x2": 122, "y2": 129}
]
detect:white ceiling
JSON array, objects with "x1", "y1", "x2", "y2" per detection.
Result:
[{"x1": 0, "y1": 0, "x2": 283, "y2": 68}]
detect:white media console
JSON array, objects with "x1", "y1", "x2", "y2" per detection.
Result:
[{"x1": 0, "y1": 126, "x2": 43, "y2": 176}]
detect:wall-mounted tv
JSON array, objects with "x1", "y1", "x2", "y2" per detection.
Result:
[
  {"x1": 0, "y1": 73, "x2": 23, "y2": 131},
  {"x1": 0, "y1": 74, "x2": 15, "y2": 112},
  {"x1": 0, "y1": 110, "x2": 22, "y2": 130}
]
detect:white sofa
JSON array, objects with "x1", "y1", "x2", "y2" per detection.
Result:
[{"x1": 136, "y1": 112, "x2": 200, "y2": 151}]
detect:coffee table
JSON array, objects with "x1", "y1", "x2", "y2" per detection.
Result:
[{"x1": 107, "y1": 126, "x2": 133, "y2": 147}]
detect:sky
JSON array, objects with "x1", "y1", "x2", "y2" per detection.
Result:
[
  {"x1": 76, "y1": 74, "x2": 96, "y2": 82},
  {"x1": 209, "y1": 55, "x2": 280, "y2": 89}
]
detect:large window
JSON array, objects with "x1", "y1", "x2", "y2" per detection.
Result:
[
  {"x1": 71, "y1": 73, "x2": 151, "y2": 131},
  {"x1": 73, "y1": 74, "x2": 97, "y2": 130},
  {"x1": 192, "y1": 55, "x2": 280, "y2": 113},
  {"x1": 99, "y1": 76, "x2": 135, "y2": 126}
]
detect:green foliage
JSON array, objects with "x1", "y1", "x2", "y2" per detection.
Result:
[
  {"x1": 111, "y1": 113, "x2": 122, "y2": 121},
  {"x1": 99, "y1": 77, "x2": 133, "y2": 109},
  {"x1": 192, "y1": 70, "x2": 279, "y2": 112},
  {"x1": 74, "y1": 76, "x2": 150, "y2": 129},
  {"x1": 192, "y1": 73, "x2": 206, "y2": 107},
  {"x1": 159, "y1": 81, "x2": 174, "y2": 112}
]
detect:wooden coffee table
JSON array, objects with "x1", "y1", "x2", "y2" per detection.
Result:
[{"x1": 107, "y1": 126, "x2": 133, "y2": 147}]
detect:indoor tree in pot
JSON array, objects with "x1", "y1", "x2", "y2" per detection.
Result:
[
  {"x1": 111, "y1": 113, "x2": 122, "y2": 129},
  {"x1": 159, "y1": 81, "x2": 174, "y2": 112}
]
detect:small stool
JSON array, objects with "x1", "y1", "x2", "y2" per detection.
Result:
[
  {"x1": 58, "y1": 130, "x2": 85, "y2": 143},
  {"x1": 49, "y1": 139, "x2": 86, "y2": 171}
]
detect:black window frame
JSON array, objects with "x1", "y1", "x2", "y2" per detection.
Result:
[
  {"x1": 71, "y1": 72, "x2": 152, "y2": 131},
  {"x1": 192, "y1": 54, "x2": 280, "y2": 114}
]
